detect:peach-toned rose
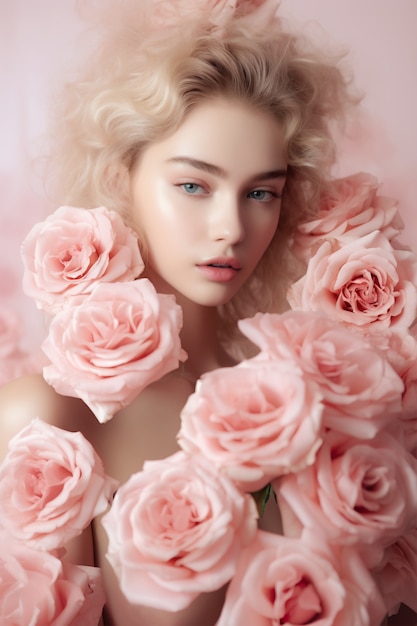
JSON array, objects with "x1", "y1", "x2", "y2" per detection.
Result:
[
  {"x1": 216, "y1": 529, "x2": 386, "y2": 626},
  {"x1": 102, "y1": 451, "x2": 258, "y2": 612},
  {"x1": 367, "y1": 326, "x2": 417, "y2": 376},
  {"x1": 239, "y1": 311, "x2": 404, "y2": 438},
  {"x1": 293, "y1": 172, "x2": 403, "y2": 262},
  {"x1": 178, "y1": 360, "x2": 324, "y2": 491},
  {"x1": 400, "y1": 359, "x2": 417, "y2": 456},
  {"x1": 374, "y1": 528, "x2": 417, "y2": 616},
  {"x1": 67, "y1": 564, "x2": 106, "y2": 626},
  {"x1": 42, "y1": 279, "x2": 186, "y2": 422},
  {"x1": 368, "y1": 327, "x2": 417, "y2": 454},
  {"x1": 0, "y1": 418, "x2": 117, "y2": 550},
  {"x1": 0, "y1": 534, "x2": 105, "y2": 626},
  {"x1": 385, "y1": 331, "x2": 417, "y2": 453},
  {"x1": 279, "y1": 430, "x2": 417, "y2": 563},
  {"x1": 287, "y1": 231, "x2": 417, "y2": 332},
  {"x1": 21, "y1": 205, "x2": 144, "y2": 314}
]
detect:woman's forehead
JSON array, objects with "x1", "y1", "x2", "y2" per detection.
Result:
[{"x1": 141, "y1": 99, "x2": 287, "y2": 177}]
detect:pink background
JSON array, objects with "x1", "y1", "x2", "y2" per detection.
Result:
[{"x1": 1, "y1": 0, "x2": 416, "y2": 349}]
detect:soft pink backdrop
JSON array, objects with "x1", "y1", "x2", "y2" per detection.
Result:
[{"x1": 1, "y1": 1, "x2": 416, "y2": 350}]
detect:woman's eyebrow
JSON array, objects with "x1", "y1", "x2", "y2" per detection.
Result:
[
  {"x1": 166, "y1": 156, "x2": 287, "y2": 181},
  {"x1": 166, "y1": 156, "x2": 226, "y2": 176}
]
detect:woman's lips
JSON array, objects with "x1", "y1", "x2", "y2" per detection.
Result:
[{"x1": 196, "y1": 258, "x2": 242, "y2": 282}]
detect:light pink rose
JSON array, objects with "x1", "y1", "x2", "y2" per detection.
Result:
[
  {"x1": 0, "y1": 534, "x2": 105, "y2": 626},
  {"x1": 287, "y1": 231, "x2": 417, "y2": 331},
  {"x1": 400, "y1": 361, "x2": 417, "y2": 456},
  {"x1": 293, "y1": 172, "x2": 403, "y2": 262},
  {"x1": 67, "y1": 565, "x2": 106, "y2": 626},
  {"x1": 279, "y1": 430, "x2": 417, "y2": 564},
  {"x1": 374, "y1": 528, "x2": 417, "y2": 616},
  {"x1": 384, "y1": 330, "x2": 417, "y2": 454},
  {"x1": 42, "y1": 279, "x2": 186, "y2": 422},
  {"x1": 216, "y1": 529, "x2": 386, "y2": 626},
  {"x1": 178, "y1": 360, "x2": 324, "y2": 491},
  {"x1": 102, "y1": 451, "x2": 258, "y2": 612},
  {"x1": 367, "y1": 327, "x2": 417, "y2": 454},
  {"x1": 360, "y1": 327, "x2": 417, "y2": 435},
  {"x1": 0, "y1": 418, "x2": 117, "y2": 550},
  {"x1": 239, "y1": 310, "x2": 404, "y2": 438},
  {"x1": 366, "y1": 326, "x2": 417, "y2": 376},
  {"x1": 21, "y1": 205, "x2": 144, "y2": 314}
]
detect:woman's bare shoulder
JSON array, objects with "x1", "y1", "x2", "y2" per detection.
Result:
[
  {"x1": 94, "y1": 372, "x2": 195, "y2": 482},
  {"x1": 0, "y1": 369, "x2": 195, "y2": 471},
  {"x1": 0, "y1": 374, "x2": 95, "y2": 460}
]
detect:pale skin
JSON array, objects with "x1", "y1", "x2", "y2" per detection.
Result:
[{"x1": 0, "y1": 99, "x2": 288, "y2": 625}]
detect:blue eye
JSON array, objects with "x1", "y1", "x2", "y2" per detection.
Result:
[
  {"x1": 180, "y1": 183, "x2": 204, "y2": 194},
  {"x1": 248, "y1": 189, "x2": 278, "y2": 201}
]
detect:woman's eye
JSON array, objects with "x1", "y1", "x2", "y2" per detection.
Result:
[
  {"x1": 179, "y1": 183, "x2": 205, "y2": 195},
  {"x1": 248, "y1": 189, "x2": 279, "y2": 202}
]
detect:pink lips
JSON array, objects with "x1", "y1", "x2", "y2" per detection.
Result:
[{"x1": 197, "y1": 257, "x2": 242, "y2": 282}]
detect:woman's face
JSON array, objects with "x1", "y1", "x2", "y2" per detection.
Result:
[{"x1": 129, "y1": 99, "x2": 287, "y2": 306}]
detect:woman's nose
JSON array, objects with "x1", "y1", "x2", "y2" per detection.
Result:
[{"x1": 209, "y1": 195, "x2": 245, "y2": 244}]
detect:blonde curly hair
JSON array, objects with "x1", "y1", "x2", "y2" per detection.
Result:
[{"x1": 46, "y1": 1, "x2": 358, "y2": 349}]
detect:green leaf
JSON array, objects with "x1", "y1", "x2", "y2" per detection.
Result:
[{"x1": 251, "y1": 483, "x2": 274, "y2": 517}]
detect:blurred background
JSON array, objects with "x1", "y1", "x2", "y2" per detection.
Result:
[{"x1": 0, "y1": 0, "x2": 416, "y2": 365}]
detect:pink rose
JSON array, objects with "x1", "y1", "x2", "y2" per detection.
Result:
[
  {"x1": 0, "y1": 534, "x2": 105, "y2": 626},
  {"x1": 42, "y1": 279, "x2": 186, "y2": 423},
  {"x1": 178, "y1": 360, "x2": 324, "y2": 491},
  {"x1": 0, "y1": 418, "x2": 117, "y2": 550},
  {"x1": 216, "y1": 529, "x2": 386, "y2": 626},
  {"x1": 279, "y1": 430, "x2": 417, "y2": 563},
  {"x1": 385, "y1": 331, "x2": 417, "y2": 454},
  {"x1": 368, "y1": 328, "x2": 417, "y2": 454},
  {"x1": 102, "y1": 451, "x2": 258, "y2": 612},
  {"x1": 401, "y1": 359, "x2": 417, "y2": 456},
  {"x1": 293, "y1": 172, "x2": 403, "y2": 262},
  {"x1": 374, "y1": 528, "x2": 417, "y2": 615},
  {"x1": 21, "y1": 205, "x2": 144, "y2": 314},
  {"x1": 399, "y1": 349, "x2": 417, "y2": 416},
  {"x1": 67, "y1": 565, "x2": 106, "y2": 626},
  {"x1": 287, "y1": 231, "x2": 417, "y2": 331},
  {"x1": 239, "y1": 311, "x2": 404, "y2": 438},
  {"x1": 367, "y1": 326, "x2": 417, "y2": 376},
  {"x1": 372, "y1": 329, "x2": 417, "y2": 457}
]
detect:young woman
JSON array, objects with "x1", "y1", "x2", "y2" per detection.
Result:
[{"x1": 1, "y1": 1, "x2": 397, "y2": 624}]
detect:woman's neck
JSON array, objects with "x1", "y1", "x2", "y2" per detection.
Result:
[{"x1": 175, "y1": 297, "x2": 236, "y2": 383}]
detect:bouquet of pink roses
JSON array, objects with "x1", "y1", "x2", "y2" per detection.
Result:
[
  {"x1": 174, "y1": 172, "x2": 417, "y2": 624},
  {"x1": 21, "y1": 205, "x2": 187, "y2": 422},
  {"x1": 7, "y1": 171, "x2": 417, "y2": 625},
  {"x1": 99, "y1": 176, "x2": 417, "y2": 625}
]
